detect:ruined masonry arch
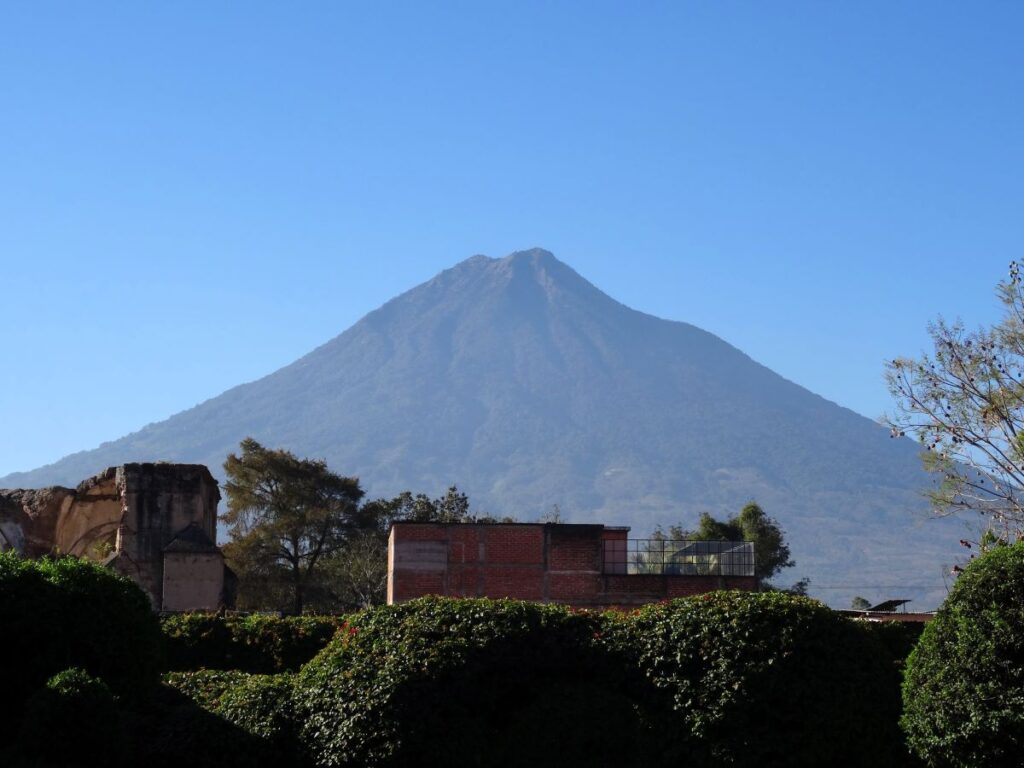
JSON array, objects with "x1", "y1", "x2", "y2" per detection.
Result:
[{"x1": 55, "y1": 468, "x2": 125, "y2": 558}]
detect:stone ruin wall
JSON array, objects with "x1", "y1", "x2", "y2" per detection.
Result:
[
  {"x1": 0, "y1": 486, "x2": 77, "y2": 557},
  {"x1": 0, "y1": 463, "x2": 222, "y2": 608}
]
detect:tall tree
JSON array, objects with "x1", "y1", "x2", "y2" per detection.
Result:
[
  {"x1": 221, "y1": 438, "x2": 364, "y2": 614},
  {"x1": 886, "y1": 262, "x2": 1024, "y2": 540},
  {"x1": 359, "y1": 485, "x2": 479, "y2": 525},
  {"x1": 318, "y1": 529, "x2": 390, "y2": 610}
]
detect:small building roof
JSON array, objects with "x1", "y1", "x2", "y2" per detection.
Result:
[
  {"x1": 163, "y1": 523, "x2": 220, "y2": 554},
  {"x1": 867, "y1": 599, "x2": 911, "y2": 613}
]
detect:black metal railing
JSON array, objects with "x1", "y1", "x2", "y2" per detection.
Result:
[{"x1": 603, "y1": 539, "x2": 755, "y2": 577}]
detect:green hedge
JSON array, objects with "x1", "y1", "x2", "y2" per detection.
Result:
[
  {"x1": 161, "y1": 613, "x2": 343, "y2": 673},
  {"x1": 295, "y1": 597, "x2": 651, "y2": 768},
  {"x1": 857, "y1": 618, "x2": 925, "y2": 670},
  {"x1": 290, "y1": 593, "x2": 907, "y2": 768},
  {"x1": 164, "y1": 670, "x2": 302, "y2": 761},
  {"x1": 16, "y1": 667, "x2": 125, "y2": 768},
  {"x1": 902, "y1": 542, "x2": 1024, "y2": 767},
  {"x1": 162, "y1": 669, "x2": 253, "y2": 710},
  {"x1": 607, "y1": 591, "x2": 907, "y2": 767},
  {"x1": 0, "y1": 552, "x2": 162, "y2": 722},
  {"x1": 0, "y1": 556, "x2": 918, "y2": 768}
]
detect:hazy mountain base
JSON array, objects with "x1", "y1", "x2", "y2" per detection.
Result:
[{"x1": 2, "y1": 249, "x2": 968, "y2": 608}]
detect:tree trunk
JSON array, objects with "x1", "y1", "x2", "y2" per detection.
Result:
[{"x1": 293, "y1": 564, "x2": 303, "y2": 615}]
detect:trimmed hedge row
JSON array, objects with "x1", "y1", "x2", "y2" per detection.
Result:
[
  {"x1": 290, "y1": 594, "x2": 909, "y2": 768},
  {"x1": 606, "y1": 591, "x2": 906, "y2": 767},
  {"x1": 2, "y1": 548, "x2": 930, "y2": 768},
  {"x1": 295, "y1": 598, "x2": 649, "y2": 768},
  {"x1": 857, "y1": 617, "x2": 925, "y2": 670},
  {"x1": 902, "y1": 542, "x2": 1024, "y2": 767},
  {"x1": 161, "y1": 613, "x2": 343, "y2": 673}
]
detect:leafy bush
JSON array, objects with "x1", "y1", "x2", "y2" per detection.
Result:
[
  {"x1": 0, "y1": 552, "x2": 162, "y2": 721},
  {"x1": 607, "y1": 591, "x2": 906, "y2": 767},
  {"x1": 162, "y1": 612, "x2": 342, "y2": 673},
  {"x1": 295, "y1": 597, "x2": 650, "y2": 767},
  {"x1": 162, "y1": 670, "x2": 304, "y2": 765},
  {"x1": 17, "y1": 667, "x2": 125, "y2": 768},
  {"x1": 902, "y1": 542, "x2": 1024, "y2": 767},
  {"x1": 163, "y1": 669, "x2": 253, "y2": 710},
  {"x1": 216, "y1": 673, "x2": 299, "y2": 754}
]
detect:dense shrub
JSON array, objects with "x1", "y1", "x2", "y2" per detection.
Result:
[
  {"x1": 607, "y1": 591, "x2": 907, "y2": 768},
  {"x1": 295, "y1": 597, "x2": 651, "y2": 768},
  {"x1": 17, "y1": 667, "x2": 125, "y2": 768},
  {"x1": 164, "y1": 670, "x2": 302, "y2": 760},
  {"x1": 0, "y1": 552, "x2": 162, "y2": 720},
  {"x1": 902, "y1": 542, "x2": 1024, "y2": 767},
  {"x1": 162, "y1": 612, "x2": 342, "y2": 673},
  {"x1": 217, "y1": 673, "x2": 299, "y2": 753}
]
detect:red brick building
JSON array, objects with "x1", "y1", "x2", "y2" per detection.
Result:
[{"x1": 387, "y1": 522, "x2": 759, "y2": 609}]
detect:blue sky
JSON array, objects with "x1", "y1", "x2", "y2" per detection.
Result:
[{"x1": 1, "y1": 2, "x2": 1022, "y2": 478}]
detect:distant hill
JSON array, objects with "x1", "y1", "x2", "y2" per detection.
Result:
[{"x1": 2, "y1": 248, "x2": 966, "y2": 607}]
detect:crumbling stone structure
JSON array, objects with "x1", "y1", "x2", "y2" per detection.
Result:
[
  {"x1": 388, "y1": 522, "x2": 758, "y2": 609},
  {"x1": 0, "y1": 463, "x2": 234, "y2": 611}
]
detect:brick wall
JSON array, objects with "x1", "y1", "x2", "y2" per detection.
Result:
[{"x1": 388, "y1": 522, "x2": 758, "y2": 609}]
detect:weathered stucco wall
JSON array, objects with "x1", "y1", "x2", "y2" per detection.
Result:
[
  {"x1": 162, "y1": 552, "x2": 225, "y2": 612},
  {"x1": 116, "y1": 464, "x2": 221, "y2": 604}
]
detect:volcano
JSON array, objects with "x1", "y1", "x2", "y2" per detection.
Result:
[{"x1": 2, "y1": 248, "x2": 964, "y2": 606}]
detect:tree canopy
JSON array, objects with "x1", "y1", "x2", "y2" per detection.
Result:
[
  {"x1": 654, "y1": 502, "x2": 795, "y2": 587},
  {"x1": 886, "y1": 262, "x2": 1024, "y2": 540},
  {"x1": 222, "y1": 438, "x2": 365, "y2": 614},
  {"x1": 902, "y1": 540, "x2": 1024, "y2": 766},
  {"x1": 224, "y1": 459, "x2": 497, "y2": 614},
  {"x1": 359, "y1": 485, "x2": 516, "y2": 527},
  {"x1": 359, "y1": 486, "x2": 471, "y2": 526}
]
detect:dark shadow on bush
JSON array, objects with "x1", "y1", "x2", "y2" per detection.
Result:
[
  {"x1": 0, "y1": 553, "x2": 162, "y2": 725},
  {"x1": 393, "y1": 635, "x2": 653, "y2": 768},
  {"x1": 121, "y1": 683, "x2": 310, "y2": 768},
  {"x1": 858, "y1": 619, "x2": 925, "y2": 671},
  {"x1": 13, "y1": 668, "x2": 125, "y2": 768}
]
